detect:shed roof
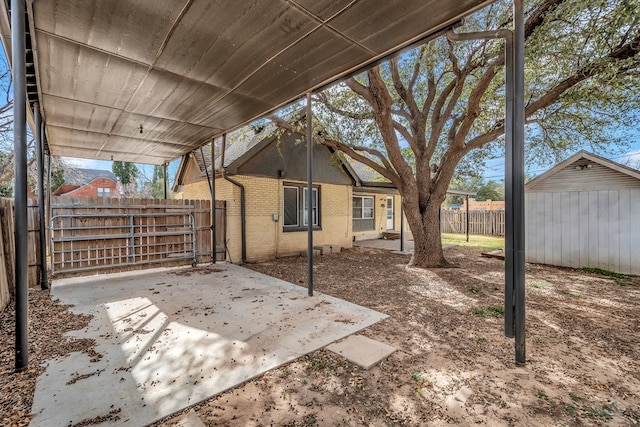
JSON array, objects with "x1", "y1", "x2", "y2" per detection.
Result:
[
  {"x1": 526, "y1": 150, "x2": 640, "y2": 192},
  {"x1": 0, "y1": 0, "x2": 495, "y2": 165}
]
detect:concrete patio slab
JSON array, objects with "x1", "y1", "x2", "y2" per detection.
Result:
[
  {"x1": 30, "y1": 264, "x2": 387, "y2": 427},
  {"x1": 326, "y1": 335, "x2": 396, "y2": 369}
]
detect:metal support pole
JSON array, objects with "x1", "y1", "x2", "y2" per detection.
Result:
[
  {"x1": 504, "y1": 28, "x2": 515, "y2": 340},
  {"x1": 46, "y1": 153, "x2": 52, "y2": 273},
  {"x1": 400, "y1": 197, "x2": 404, "y2": 252},
  {"x1": 12, "y1": 0, "x2": 28, "y2": 371},
  {"x1": 35, "y1": 105, "x2": 47, "y2": 290},
  {"x1": 466, "y1": 195, "x2": 470, "y2": 243},
  {"x1": 163, "y1": 162, "x2": 168, "y2": 199},
  {"x1": 211, "y1": 137, "x2": 217, "y2": 264},
  {"x1": 447, "y1": 21, "x2": 524, "y2": 364},
  {"x1": 306, "y1": 93, "x2": 313, "y2": 297},
  {"x1": 513, "y1": 0, "x2": 526, "y2": 365}
]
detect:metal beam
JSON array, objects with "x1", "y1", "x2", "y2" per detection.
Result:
[
  {"x1": 306, "y1": 93, "x2": 313, "y2": 297},
  {"x1": 13, "y1": 0, "x2": 28, "y2": 371},
  {"x1": 211, "y1": 137, "x2": 217, "y2": 264},
  {"x1": 466, "y1": 195, "x2": 470, "y2": 243},
  {"x1": 35, "y1": 104, "x2": 47, "y2": 290},
  {"x1": 400, "y1": 198, "x2": 404, "y2": 252},
  {"x1": 163, "y1": 162, "x2": 168, "y2": 199},
  {"x1": 447, "y1": 10, "x2": 526, "y2": 364},
  {"x1": 513, "y1": 0, "x2": 526, "y2": 365}
]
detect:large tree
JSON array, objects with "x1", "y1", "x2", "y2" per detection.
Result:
[
  {"x1": 272, "y1": 0, "x2": 639, "y2": 267},
  {"x1": 112, "y1": 161, "x2": 138, "y2": 198}
]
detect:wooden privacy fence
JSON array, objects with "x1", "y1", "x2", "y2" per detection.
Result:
[
  {"x1": 50, "y1": 197, "x2": 225, "y2": 276},
  {"x1": 440, "y1": 209, "x2": 505, "y2": 236},
  {"x1": 0, "y1": 198, "x2": 40, "y2": 313}
]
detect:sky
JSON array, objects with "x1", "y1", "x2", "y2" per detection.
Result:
[
  {"x1": 63, "y1": 157, "x2": 182, "y2": 188},
  {"x1": 480, "y1": 138, "x2": 640, "y2": 183}
]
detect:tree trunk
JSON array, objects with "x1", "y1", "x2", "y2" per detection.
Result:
[{"x1": 404, "y1": 195, "x2": 452, "y2": 268}]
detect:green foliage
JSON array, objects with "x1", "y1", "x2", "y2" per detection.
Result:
[
  {"x1": 51, "y1": 167, "x2": 65, "y2": 192},
  {"x1": 111, "y1": 161, "x2": 138, "y2": 185},
  {"x1": 582, "y1": 267, "x2": 629, "y2": 279},
  {"x1": 278, "y1": 0, "x2": 639, "y2": 266},
  {"x1": 0, "y1": 180, "x2": 11, "y2": 197}
]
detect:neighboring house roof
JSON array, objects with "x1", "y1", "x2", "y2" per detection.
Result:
[
  {"x1": 63, "y1": 168, "x2": 118, "y2": 186},
  {"x1": 174, "y1": 121, "x2": 475, "y2": 196},
  {"x1": 525, "y1": 150, "x2": 640, "y2": 192}
]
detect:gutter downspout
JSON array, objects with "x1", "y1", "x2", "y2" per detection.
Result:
[{"x1": 219, "y1": 135, "x2": 247, "y2": 263}]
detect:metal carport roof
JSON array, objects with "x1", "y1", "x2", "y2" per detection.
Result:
[{"x1": 1, "y1": 0, "x2": 495, "y2": 164}]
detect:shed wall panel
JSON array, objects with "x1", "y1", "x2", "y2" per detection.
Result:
[
  {"x1": 526, "y1": 188, "x2": 640, "y2": 275},
  {"x1": 543, "y1": 192, "x2": 554, "y2": 264},
  {"x1": 608, "y1": 190, "x2": 620, "y2": 274},
  {"x1": 618, "y1": 189, "x2": 630, "y2": 274},
  {"x1": 568, "y1": 192, "x2": 580, "y2": 268},
  {"x1": 630, "y1": 189, "x2": 640, "y2": 275},
  {"x1": 597, "y1": 191, "x2": 609, "y2": 270}
]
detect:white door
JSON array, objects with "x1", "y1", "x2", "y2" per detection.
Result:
[{"x1": 386, "y1": 196, "x2": 394, "y2": 230}]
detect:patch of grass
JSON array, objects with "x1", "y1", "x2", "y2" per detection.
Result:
[
  {"x1": 472, "y1": 306, "x2": 504, "y2": 318},
  {"x1": 569, "y1": 392, "x2": 584, "y2": 402},
  {"x1": 468, "y1": 286, "x2": 479, "y2": 293},
  {"x1": 488, "y1": 306, "x2": 504, "y2": 315},
  {"x1": 411, "y1": 372, "x2": 428, "y2": 393},
  {"x1": 582, "y1": 267, "x2": 629, "y2": 279},
  {"x1": 280, "y1": 369, "x2": 292, "y2": 378},
  {"x1": 565, "y1": 404, "x2": 576, "y2": 417},
  {"x1": 472, "y1": 308, "x2": 491, "y2": 318},
  {"x1": 582, "y1": 405, "x2": 613, "y2": 420},
  {"x1": 530, "y1": 282, "x2": 544, "y2": 289},
  {"x1": 566, "y1": 290, "x2": 581, "y2": 298},
  {"x1": 440, "y1": 233, "x2": 504, "y2": 250},
  {"x1": 537, "y1": 390, "x2": 550, "y2": 402}
]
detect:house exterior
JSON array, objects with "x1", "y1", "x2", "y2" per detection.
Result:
[
  {"x1": 525, "y1": 150, "x2": 640, "y2": 275},
  {"x1": 53, "y1": 168, "x2": 119, "y2": 198},
  {"x1": 174, "y1": 126, "x2": 403, "y2": 263}
]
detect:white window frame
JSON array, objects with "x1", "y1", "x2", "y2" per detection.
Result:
[
  {"x1": 353, "y1": 196, "x2": 374, "y2": 219},
  {"x1": 97, "y1": 187, "x2": 111, "y2": 197},
  {"x1": 302, "y1": 187, "x2": 319, "y2": 226}
]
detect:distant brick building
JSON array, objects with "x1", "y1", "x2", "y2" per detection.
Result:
[{"x1": 53, "y1": 168, "x2": 119, "y2": 198}]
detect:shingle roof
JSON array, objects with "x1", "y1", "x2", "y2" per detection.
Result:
[
  {"x1": 193, "y1": 122, "x2": 278, "y2": 173},
  {"x1": 64, "y1": 168, "x2": 117, "y2": 186}
]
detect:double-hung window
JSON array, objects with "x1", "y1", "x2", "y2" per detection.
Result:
[
  {"x1": 283, "y1": 183, "x2": 320, "y2": 231},
  {"x1": 97, "y1": 187, "x2": 111, "y2": 197},
  {"x1": 352, "y1": 195, "x2": 374, "y2": 231}
]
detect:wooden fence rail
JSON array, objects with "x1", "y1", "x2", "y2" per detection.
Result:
[
  {"x1": 0, "y1": 198, "x2": 40, "y2": 313},
  {"x1": 50, "y1": 197, "x2": 224, "y2": 277},
  {"x1": 440, "y1": 209, "x2": 505, "y2": 236}
]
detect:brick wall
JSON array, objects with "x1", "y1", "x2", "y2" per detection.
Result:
[
  {"x1": 58, "y1": 178, "x2": 119, "y2": 198},
  {"x1": 182, "y1": 175, "x2": 353, "y2": 262}
]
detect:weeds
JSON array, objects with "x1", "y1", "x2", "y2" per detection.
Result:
[{"x1": 472, "y1": 306, "x2": 504, "y2": 318}]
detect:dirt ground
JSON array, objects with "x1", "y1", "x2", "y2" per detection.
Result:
[
  {"x1": 159, "y1": 246, "x2": 640, "y2": 426},
  {"x1": 1, "y1": 245, "x2": 639, "y2": 426}
]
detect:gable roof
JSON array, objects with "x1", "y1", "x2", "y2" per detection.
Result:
[
  {"x1": 63, "y1": 168, "x2": 118, "y2": 187},
  {"x1": 525, "y1": 150, "x2": 640, "y2": 191},
  {"x1": 174, "y1": 122, "x2": 476, "y2": 196}
]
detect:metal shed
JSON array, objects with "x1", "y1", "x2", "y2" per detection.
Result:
[{"x1": 525, "y1": 150, "x2": 640, "y2": 275}]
